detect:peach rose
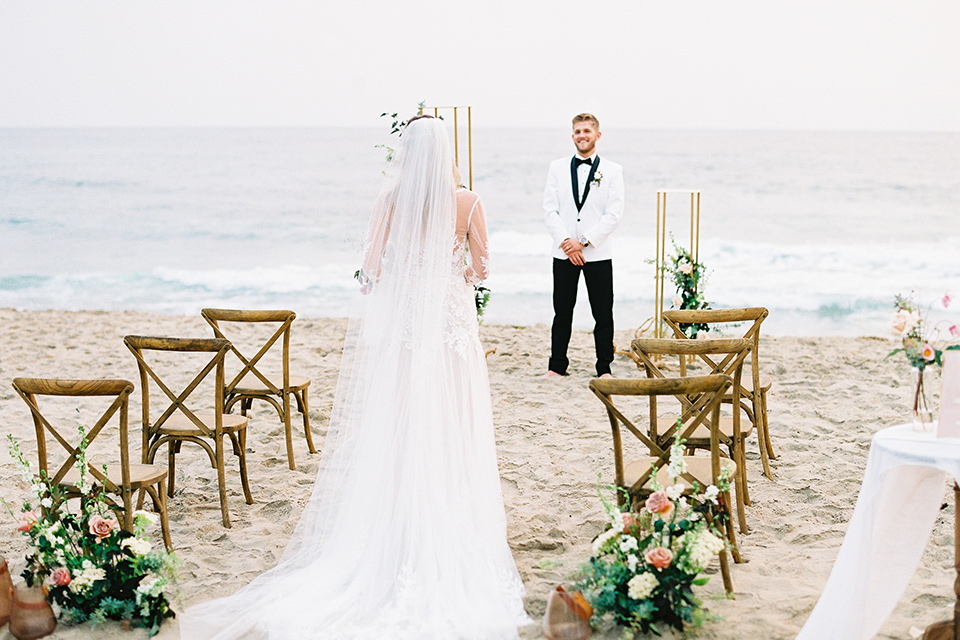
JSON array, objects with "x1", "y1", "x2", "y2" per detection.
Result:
[
  {"x1": 50, "y1": 567, "x2": 71, "y2": 587},
  {"x1": 922, "y1": 343, "x2": 937, "y2": 362},
  {"x1": 620, "y1": 512, "x2": 638, "y2": 531},
  {"x1": 88, "y1": 514, "x2": 115, "y2": 539},
  {"x1": 890, "y1": 309, "x2": 911, "y2": 335},
  {"x1": 679, "y1": 262, "x2": 693, "y2": 275},
  {"x1": 17, "y1": 511, "x2": 38, "y2": 532},
  {"x1": 645, "y1": 546, "x2": 674, "y2": 569},
  {"x1": 645, "y1": 490, "x2": 674, "y2": 517}
]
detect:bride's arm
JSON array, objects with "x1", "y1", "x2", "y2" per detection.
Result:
[
  {"x1": 463, "y1": 193, "x2": 489, "y2": 284},
  {"x1": 360, "y1": 194, "x2": 393, "y2": 285}
]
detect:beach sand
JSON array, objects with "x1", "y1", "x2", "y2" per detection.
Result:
[{"x1": 0, "y1": 308, "x2": 952, "y2": 640}]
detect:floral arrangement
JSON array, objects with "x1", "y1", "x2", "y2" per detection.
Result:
[
  {"x1": 888, "y1": 292, "x2": 959, "y2": 370},
  {"x1": 592, "y1": 172, "x2": 603, "y2": 187},
  {"x1": 576, "y1": 440, "x2": 731, "y2": 635},
  {"x1": 4, "y1": 430, "x2": 178, "y2": 636},
  {"x1": 887, "y1": 292, "x2": 959, "y2": 424},
  {"x1": 664, "y1": 235, "x2": 710, "y2": 338}
]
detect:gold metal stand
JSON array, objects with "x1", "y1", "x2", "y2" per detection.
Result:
[
  {"x1": 653, "y1": 190, "x2": 701, "y2": 340},
  {"x1": 923, "y1": 481, "x2": 960, "y2": 640},
  {"x1": 419, "y1": 105, "x2": 473, "y2": 190}
]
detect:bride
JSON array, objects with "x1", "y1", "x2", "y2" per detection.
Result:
[{"x1": 179, "y1": 116, "x2": 530, "y2": 639}]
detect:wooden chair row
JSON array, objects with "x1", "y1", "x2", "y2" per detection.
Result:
[
  {"x1": 10, "y1": 309, "x2": 317, "y2": 548},
  {"x1": 594, "y1": 307, "x2": 775, "y2": 592}
]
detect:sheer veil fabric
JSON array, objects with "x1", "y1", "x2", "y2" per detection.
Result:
[{"x1": 179, "y1": 118, "x2": 529, "y2": 640}]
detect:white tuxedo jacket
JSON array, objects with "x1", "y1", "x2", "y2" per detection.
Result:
[{"x1": 543, "y1": 155, "x2": 624, "y2": 261}]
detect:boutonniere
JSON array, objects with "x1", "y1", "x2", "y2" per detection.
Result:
[{"x1": 592, "y1": 172, "x2": 603, "y2": 186}]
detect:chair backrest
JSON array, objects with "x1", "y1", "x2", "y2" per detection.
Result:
[
  {"x1": 123, "y1": 336, "x2": 231, "y2": 444},
  {"x1": 11, "y1": 378, "x2": 135, "y2": 506},
  {"x1": 589, "y1": 374, "x2": 733, "y2": 496},
  {"x1": 200, "y1": 309, "x2": 296, "y2": 395},
  {"x1": 631, "y1": 337, "x2": 750, "y2": 443},
  {"x1": 661, "y1": 307, "x2": 768, "y2": 379}
]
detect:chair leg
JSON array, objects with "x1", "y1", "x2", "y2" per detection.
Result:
[
  {"x1": 147, "y1": 482, "x2": 173, "y2": 551},
  {"x1": 721, "y1": 491, "x2": 743, "y2": 564},
  {"x1": 760, "y1": 389, "x2": 776, "y2": 460},
  {"x1": 300, "y1": 389, "x2": 317, "y2": 455},
  {"x1": 167, "y1": 441, "x2": 176, "y2": 498},
  {"x1": 737, "y1": 440, "x2": 752, "y2": 508},
  {"x1": 718, "y1": 547, "x2": 734, "y2": 596},
  {"x1": 282, "y1": 392, "x2": 295, "y2": 471},
  {"x1": 237, "y1": 428, "x2": 254, "y2": 505},
  {"x1": 215, "y1": 436, "x2": 231, "y2": 528},
  {"x1": 731, "y1": 455, "x2": 749, "y2": 535}
]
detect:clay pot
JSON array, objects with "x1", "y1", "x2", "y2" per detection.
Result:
[
  {"x1": 8, "y1": 584, "x2": 57, "y2": 640},
  {"x1": 542, "y1": 585, "x2": 592, "y2": 640},
  {"x1": 0, "y1": 555, "x2": 12, "y2": 626}
]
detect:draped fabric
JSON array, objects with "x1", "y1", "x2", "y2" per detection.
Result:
[{"x1": 180, "y1": 117, "x2": 528, "y2": 640}]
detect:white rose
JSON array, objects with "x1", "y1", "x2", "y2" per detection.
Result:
[
  {"x1": 671, "y1": 295, "x2": 683, "y2": 308},
  {"x1": 121, "y1": 537, "x2": 153, "y2": 556},
  {"x1": 704, "y1": 485, "x2": 720, "y2": 504}
]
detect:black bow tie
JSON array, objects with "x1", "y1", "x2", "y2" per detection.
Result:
[{"x1": 575, "y1": 157, "x2": 593, "y2": 167}]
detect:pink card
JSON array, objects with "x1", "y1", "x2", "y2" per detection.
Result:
[{"x1": 938, "y1": 350, "x2": 960, "y2": 438}]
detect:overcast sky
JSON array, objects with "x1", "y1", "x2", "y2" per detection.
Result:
[{"x1": 1, "y1": 0, "x2": 957, "y2": 131}]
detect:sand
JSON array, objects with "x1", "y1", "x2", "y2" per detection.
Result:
[{"x1": 0, "y1": 308, "x2": 952, "y2": 640}]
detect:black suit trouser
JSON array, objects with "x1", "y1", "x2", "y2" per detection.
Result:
[{"x1": 549, "y1": 258, "x2": 614, "y2": 376}]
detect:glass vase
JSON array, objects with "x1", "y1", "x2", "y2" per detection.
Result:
[
  {"x1": 911, "y1": 366, "x2": 935, "y2": 431},
  {"x1": 8, "y1": 584, "x2": 57, "y2": 640}
]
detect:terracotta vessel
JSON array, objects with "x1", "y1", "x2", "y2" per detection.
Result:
[
  {"x1": 8, "y1": 584, "x2": 57, "y2": 640},
  {"x1": 0, "y1": 555, "x2": 12, "y2": 626},
  {"x1": 542, "y1": 585, "x2": 592, "y2": 640}
]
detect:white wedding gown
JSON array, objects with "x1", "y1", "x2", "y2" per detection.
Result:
[{"x1": 179, "y1": 118, "x2": 529, "y2": 640}]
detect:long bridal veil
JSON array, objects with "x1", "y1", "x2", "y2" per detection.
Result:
[{"x1": 179, "y1": 117, "x2": 529, "y2": 640}]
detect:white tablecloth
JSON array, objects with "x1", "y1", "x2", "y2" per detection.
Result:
[{"x1": 796, "y1": 423, "x2": 959, "y2": 640}]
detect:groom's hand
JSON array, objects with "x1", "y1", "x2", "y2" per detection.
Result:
[
  {"x1": 567, "y1": 250, "x2": 585, "y2": 266},
  {"x1": 560, "y1": 238, "x2": 585, "y2": 254}
]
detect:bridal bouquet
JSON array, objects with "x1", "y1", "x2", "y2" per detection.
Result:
[
  {"x1": 5, "y1": 431, "x2": 177, "y2": 636},
  {"x1": 577, "y1": 442, "x2": 730, "y2": 635}
]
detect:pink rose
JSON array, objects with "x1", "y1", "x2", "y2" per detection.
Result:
[
  {"x1": 621, "y1": 512, "x2": 638, "y2": 530},
  {"x1": 678, "y1": 262, "x2": 693, "y2": 275},
  {"x1": 17, "y1": 511, "x2": 38, "y2": 532},
  {"x1": 50, "y1": 567, "x2": 71, "y2": 587},
  {"x1": 645, "y1": 546, "x2": 674, "y2": 569},
  {"x1": 944, "y1": 292, "x2": 952, "y2": 308},
  {"x1": 922, "y1": 343, "x2": 937, "y2": 362},
  {"x1": 88, "y1": 514, "x2": 116, "y2": 539},
  {"x1": 645, "y1": 491, "x2": 674, "y2": 517},
  {"x1": 950, "y1": 325, "x2": 960, "y2": 338}
]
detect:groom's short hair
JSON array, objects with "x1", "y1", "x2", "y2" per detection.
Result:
[{"x1": 572, "y1": 113, "x2": 600, "y2": 130}]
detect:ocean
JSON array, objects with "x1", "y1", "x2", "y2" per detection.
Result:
[{"x1": 1, "y1": 127, "x2": 958, "y2": 336}]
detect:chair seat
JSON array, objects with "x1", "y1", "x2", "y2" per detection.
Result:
[
  {"x1": 230, "y1": 373, "x2": 310, "y2": 394},
  {"x1": 156, "y1": 412, "x2": 247, "y2": 436},
  {"x1": 59, "y1": 463, "x2": 167, "y2": 491},
  {"x1": 623, "y1": 456, "x2": 737, "y2": 492},
  {"x1": 656, "y1": 415, "x2": 754, "y2": 442}
]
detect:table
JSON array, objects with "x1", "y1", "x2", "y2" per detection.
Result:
[{"x1": 796, "y1": 423, "x2": 960, "y2": 640}]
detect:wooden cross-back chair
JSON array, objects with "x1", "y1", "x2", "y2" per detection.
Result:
[
  {"x1": 589, "y1": 374, "x2": 740, "y2": 593},
  {"x1": 661, "y1": 307, "x2": 774, "y2": 479},
  {"x1": 631, "y1": 337, "x2": 752, "y2": 534},
  {"x1": 11, "y1": 378, "x2": 172, "y2": 549},
  {"x1": 201, "y1": 308, "x2": 316, "y2": 471},
  {"x1": 124, "y1": 336, "x2": 253, "y2": 528}
]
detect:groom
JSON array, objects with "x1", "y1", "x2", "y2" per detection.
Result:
[{"x1": 543, "y1": 113, "x2": 624, "y2": 378}]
